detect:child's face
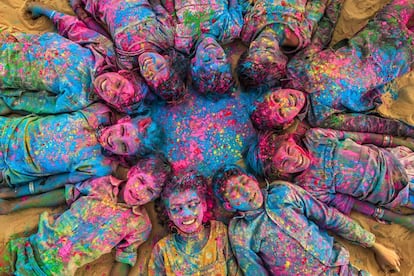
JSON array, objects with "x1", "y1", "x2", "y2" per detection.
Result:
[
  {"x1": 166, "y1": 189, "x2": 206, "y2": 234},
  {"x1": 272, "y1": 137, "x2": 311, "y2": 174},
  {"x1": 119, "y1": 171, "x2": 159, "y2": 206},
  {"x1": 94, "y1": 72, "x2": 137, "y2": 108},
  {"x1": 223, "y1": 174, "x2": 263, "y2": 212},
  {"x1": 248, "y1": 34, "x2": 279, "y2": 64},
  {"x1": 98, "y1": 117, "x2": 149, "y2": 155},
  {"x1": 263, "y1": 89, "x2": 306, "y2": 124},
  {"x1": 139, "y1": 52, "x2": 170, "y2": 87},
  {"x1": 193, "y1": 37, "x2": 231, "y2": 76}
]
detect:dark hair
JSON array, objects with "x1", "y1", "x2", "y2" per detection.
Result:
[
  {"x1": 154, "y1": 50, "x2": 189, "y2": 103},
  {"x1": 128, "y1": 152, "x2": 172, "y2": 193},
  {"x1": 212, "y1": 164, "x2": 253, "y2": 208},
  {"x1": 237, "y1": 47, "x2": 287, "y2": 89},
  {"x1": 156, "y1": 171, "x2": 215, "y2": 232}
]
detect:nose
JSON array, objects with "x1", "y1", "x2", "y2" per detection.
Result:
[{"x1": 181, "y1": 206, "x2": 194, "y2": 216}]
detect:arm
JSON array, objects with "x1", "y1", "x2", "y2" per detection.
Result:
[
  {"x1": 352, "y1": 200, "x2": 414, "y2": 231},
  {"x1": 147, "y1": 243, "x2": 167, "y2": 275},
  {"x1": 0, "y1": 188, "x2": 66, "y2": 215},
  {"x1": 110, "y1": 261, "x2": 131, "y2": 276},
  {"x1": 320, "y1": 113, "x2": 414, "y2": 138}
]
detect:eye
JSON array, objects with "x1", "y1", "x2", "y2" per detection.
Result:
[
  {"x1": 121, "y1": 142, "x2": 128, "y2": 153},
  {"x1": 170, "y1": 207, "x2": 181, "y2": 214},
  {"x1": 121, "y1": 125, "x2": 125, "y2": 136},
  {"x1": 147, "y1": 187, "x2": 154, "y2": 195},
  {"x1": 188, "y1": 201, "x2": 200, "y2": 209}
]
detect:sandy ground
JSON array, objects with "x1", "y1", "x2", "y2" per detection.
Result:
[{"x1": 0, "y1": 0, "x2": 413, "y2": 275}]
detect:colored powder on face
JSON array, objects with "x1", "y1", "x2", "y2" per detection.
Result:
[{"x1": 151, "y1": 89, "x2": 257, "y2": 176}]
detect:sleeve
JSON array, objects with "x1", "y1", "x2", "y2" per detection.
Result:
[
  {"x1": 303, "y1": 127, "x2": 342, "y2": 148},
  {"x1": 51, "y1": 12, "x2": 115, "y2": 61},
  {"x1": 223, "y1": 228, "x2": 241, "y2": 275},
  {"x1": 115, "y1": 214, "x2": 152, "y2": 266},
  {"x1": 202, "y1": 2, "x2": 243, "y2": 44},
  {"x1": 147, "y1": 242, "x2": 168, "y2": 275},
  {"x1": 228, "y1": 221, "x2": 269, "y2": 275},
  {"x1": 153, "y1": 4, "x2": 175, "y2": 29},
  {"x1": 0, "y1": 88, "x2": 91, "y2": 115},
  {"x1": 320, "y1": 113, "x2": 414, "y2": 138},
  {"x1": 287, "y1": 183, "x2": 375, "y2": 247}
]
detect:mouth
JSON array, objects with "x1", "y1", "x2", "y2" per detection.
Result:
[
  {"x1": 182, "y1": 218, "x2": 196, "y2": 225},
  {"x1": 288, "y1": 94, "x2": 296, "y2": 107},
  {"x1": 249, "y1": 192, "x2": 256, "y2": 203}
]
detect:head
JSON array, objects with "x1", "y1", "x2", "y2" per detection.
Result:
[
  {"x1": 139, "y1": 51, "x2": 187, "y2": 103},
  {"x1": 98, "y1": 114, "x2": 163, "y2": 157},
  {"x1": 191, "y1": 36, "x2": 234, "y2": 96},
  {"x1": 94, "y1": 71, "x2": 149, "y2": 114},
  {"x1": 212, "y1": 164, "x2": 263, "y2": 212},
  {"x1": 250, "y1": 88, "x2": 306, "y2": 130},
  {"x1": 237, "y1": 31, "x2": 287, "y2": 89},
  {"x1": 118, "y1": 153, "x2": 172, "y2": 206},
  {"x1": 245, "y1": 132, "x2": 311, "y2": 180},
  {"x1": 159, "y1": 172, "x2": 215, "y2": 234}
]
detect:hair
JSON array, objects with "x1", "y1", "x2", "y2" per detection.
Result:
[
  {"x1": 211, "y1": 164, "x2": 255, "y2": 209},
  {"x1": 153, "y1": 49, "x2": 189, "y2": 103},
  {"x1": 244, "y1": 131, "x2": 295, "y2": 181},
  {"x1": 237, "y1": 47, "x2": 287, "y2": 90},
  {"x1": 250, "y1": 91, "x2": 284, "y2": 131},
  {"x1": 127, "y1": 152, "x2": 172, "y2": 193},
  {"x1": 156, "y1": 171, "x2": 215, "y2": 232},
  {"x1": 108, "y1": 70, "x2": 149, "y2": 115},
  {"x1": 190, "y1": 40, "x2": 234, "y2": 96},
  {"x1": 100, "y1": 113, "x2": 164, "y2": 166}
]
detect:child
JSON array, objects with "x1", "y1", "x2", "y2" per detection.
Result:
[
  {"x1": 0, "y1": 154, "x2": 172, "y2": 275},
  {"x1": 237, "y1": 0, "x2": 329, "y2": 89},
  {"x1": 246, "y1": 128, "x2": 414, "y2": 229},
  {"x1": 0, "y1": 102, "x2": 162, "y2": 198},
  {"x1": 212, "y1": 164, "x2": 402, "y2": 274},
  {"x1": 65, "y1": 0, "x2": 186, "y2": 102},
  {"x1": 148, "y1": 171, "x2": 240, "y2": 275},
  {"x1": 286, "y1": 0, "x2": 414, "y2": 125},
  {"x1": 0, "y1": 5, "x2": 148, "y2": 115},
  {"x1": 161, "y1": 0, "x2": 243, "y2": 95},
  {"x1": 250, "y1": 87, "x2": 414, "y2": 137}
]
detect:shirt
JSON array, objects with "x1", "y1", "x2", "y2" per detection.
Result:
[{"x1": 229, "y1": 181, "x2": 375, "y2": 275}]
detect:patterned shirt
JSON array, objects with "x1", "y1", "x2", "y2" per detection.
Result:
[
  {"x1": 163, "y1": 0, "x2": 243, "y2": 54},
  {"x1": 148, "y1": 220, "x2": 239, "y2": 275},
  {"x1": 0, "y1": 103, "x2": 113, "y2": 188},
  {"x1": 295, "y1": 128, "x2": 410, "y2": 214},
  {"x1": 229, "y1": 181, "x2": 375, "y2": 275},
  {"x1": 17, "y1": 175, "x2": 151, "y2": 275},
  {"x1": 79, "y1": 0, "x2": 174, "y2": 69},
  {"x1": 287, "y1": 0, "x2": 414, "y2": 125},
  {"x1": 0, "y1": 12, "x2": 115, "y2": 114}
]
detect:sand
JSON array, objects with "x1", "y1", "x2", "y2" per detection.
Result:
[{"x1": 0, "y1": 0, "x2": 413, "y2": 275}]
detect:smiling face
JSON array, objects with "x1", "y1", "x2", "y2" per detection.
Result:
[
  {"x1": 94, "y1": 72, "x2": 136, "y2": 108},
  {"x1": 119, "y1": 171, "x2": 159, "y2": 206},
  {"x1": 247, "y1": 32, "x2": 281, "y2": 64},
  {"x1": 166, "y1": 189, "x2": 206, "y2": 234},
  {"x1": 98, "y1": 118, "x2": 147, "y2": 156},
  {"x1": 194, "y1": 37, "x2": 228, "y2": 70},
  {"x1": 264, "y1": 89, "x2": 306, "y2": 124},
  {"x1": 271, "y1": 136, "x2": 311, "y2": 174},
  {"x1": 223, "y1": 174, "x2": 263, "y2": 212},
  {"x1": 138, "y1": 52, "x2": 170, "y2": 88}
]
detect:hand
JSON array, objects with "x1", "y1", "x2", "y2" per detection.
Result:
[
  {"x1": 0, "y1": 199, "x2": 13, "y2": 215},
  {"x1": 0, "y1": 186, "x2": 17, "y2": 199},
  {"x1": 26, "y1": 2, "x2": 53, "y2": 19},
  {"x1": 371, "y1": 242, "x2": 401, "y2": 273}
]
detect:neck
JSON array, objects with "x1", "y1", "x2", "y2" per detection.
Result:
[{"x1": 174, "y1": 224, "x2": 210, "y2": 254}]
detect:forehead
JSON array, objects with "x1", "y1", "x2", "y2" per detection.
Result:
[{"x1": 167, "y1": 189, "x2": 200, "y2": 205}]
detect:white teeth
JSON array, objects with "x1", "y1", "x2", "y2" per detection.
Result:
[
  {"x1": 101, "y1": 79, "x2": 107, "y2": 91},
  {"x1": 182, "y1": 219, "x2": 196, "y2": 225}
]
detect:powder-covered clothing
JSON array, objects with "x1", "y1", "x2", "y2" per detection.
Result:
[
  {"x1": 0, "y1": 12, "x2": 115, "y2": 114},
  {"x1": 240, "y1": 0, "x2": 327, "y2": 51},
  {"x1": 295, "y1": 128, "x2": 412, "y2": 214},
  {"x1": 0, "y1": 102, "x2": 113, "y2": 188},
  {"x1": 148, "y1": 220, "x2": 239, "y2": 275},
  {"x1": 229, "y1": 182, "x2": 373, "y2": 275},
  {"x1": 287, "y1": 0, "x2": 414, "y2": 125},
  {"x1": 5, "y1": 175, "x2": 151, "y2": 275},
  {"x1": 78, "y1": 0, "x2": 174, "y2": 70},
  {"x1": 163, "y1": 0, "x2": 243, "y2": 54}
]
